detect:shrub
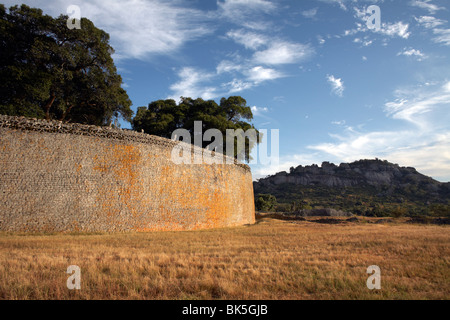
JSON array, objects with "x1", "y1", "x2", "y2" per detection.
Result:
[{"x1": 255, "y1": 194, "x2": 277, "y2": 212}]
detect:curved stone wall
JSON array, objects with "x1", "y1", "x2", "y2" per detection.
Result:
[{"x1": 0, "y1": 115, "x2": 255, "y2": 232}]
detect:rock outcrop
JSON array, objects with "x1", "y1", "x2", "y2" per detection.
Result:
[{"x1": 255, "y1": 159, "x2": 446, "y2": 195}]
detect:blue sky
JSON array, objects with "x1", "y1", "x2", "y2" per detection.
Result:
[{"x1": 5, "y1": 0, "x2": 450, "y2": 181}]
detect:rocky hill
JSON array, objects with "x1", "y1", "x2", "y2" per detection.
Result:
[{"x1": 253, "y1": 159, "x2": 450, "y2": 216}]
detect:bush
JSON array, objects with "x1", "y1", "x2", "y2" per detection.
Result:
[
  {"x1": 390, "y1": 207, "x2": 407, "y2": 218},
  {"x1": 255, "y1": 194, "x2": 277, "y2": 212},
  {"x1": 275, "y1": 203, "x2": 291, "y2": 213},
  {"x1": 428, "y1": 204, "x2": 450, "y2": 217}
]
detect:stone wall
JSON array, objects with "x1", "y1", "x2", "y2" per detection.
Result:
[{"x1": 0, "y1": 115, "x2": 255, "y2": 232}]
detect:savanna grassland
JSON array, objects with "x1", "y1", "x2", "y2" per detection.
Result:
[{"x1": 0, "y1": 216, "x2": 448, "y2": 300}]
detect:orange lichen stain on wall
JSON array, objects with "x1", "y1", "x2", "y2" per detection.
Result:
[
  {"x1": 197, "y1": 166, "x2": 231, "y2": 229},
  {"x1": 154, "y1": 164, "x2": 236, "y2": 231},
  {"x1": 0, "y1": 137, "x2": 9, "y2": 152},
  {"x1": 93, "y1": 143, "x2": 144, "y2": 223},
  {"x1": 240, "y1": 172, "x2": 256, "y2": 224}
]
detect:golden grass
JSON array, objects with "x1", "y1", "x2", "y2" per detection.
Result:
[{"x1": 0, "y1": 216, "x2": 449, "y2": 300}]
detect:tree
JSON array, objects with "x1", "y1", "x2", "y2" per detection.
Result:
[
  {"x1": 255, "y1": 194, "x2": 277, "y2": 212},
  {"x1": 0, "y1": 4, "x2": 132, "y2": 126},
  {"x1": 429, "y1": 204, "x2": 450, "y2": 217},
  {"x1": 390, "y1": 206, "x2": 407, "y2": 218},
  {"x1": 132, "y1": 96, "x2": 260, "y2": 161}
]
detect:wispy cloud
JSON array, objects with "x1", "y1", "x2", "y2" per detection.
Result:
[
  {"x1": 384, "y1": 82, "x2": 450, "y2": 130},
  {"x1": 246, "y1": 66, "x2": 284, "y2": 83},
  {"x1": 353, "y1": 37, "x2": 373, "y2": 46},
  {"x1": 3, "y1": 0, "x2": 214, "y2": 61},
  {"x1": 397, "y1": 48, "x2": 427, "y2": 61},
  {"x1": 226, "y1": 30, "x2": 268, "y2": 50},
  {"x1": 307, "y1": 81, "x2": 450, "y2": 181},
  {"x1": 381, "y1": 22, "x2": 411, "y2": 39},
  {"x1": 218, "y1": 28, "x2": 314, "y2": 94},
  {"x1": 217, "y1": 0, "x2": 276, "y2": 29},
  {"x1": 223, "y1": 79, "x2": 254, "y2": 93},
  {"x1": 433, "y1": 28, "x2": 450, "y2": 46},
  {"x1": 168, "y1": 67, "x2": 218, "y2": 101},
  {"x1": 251, "y1": 153, "x2": 325, "y2": 181},
  {"x1": 413, "y1": 15, "x2": 449, "y2": 46},
  {"x1": 251, "y1": 106, "x2": 269, "y2": 116},
  {"x1": 317, "y1": 0, "x2": 348, "y2": 11},
  {"x1": 346, "y1": 7, "x2": 411, "y2": 40},
  {"x1": 410, "y1": 0, "x2": 444, "y2": 14},
  {"x1": 227, "y1": 29, "x2": 313, "y2": 66},
  {"x1": 327, "y1": 75, "x2": 345, "y2": 97},
  {"x1": 216, "y1": 60, "x2": 244, "y2": 74},
  {"x1": 415, "y1": 15, "x2": 447, "y2": 28},
  {"x1": 253, "y1": 41, "x2": 313, "y2": 65},
  {"x1": 302, "y1": 8, "x2": 318, "y2": 19}
]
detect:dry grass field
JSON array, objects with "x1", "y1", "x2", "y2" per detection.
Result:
[{"x1": 0, "y1": 215, "x2": 449, "y2": 300}]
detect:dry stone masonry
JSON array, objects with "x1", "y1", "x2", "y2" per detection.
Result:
[{"x1": 0, "y1": 115, "x2": 255, "y2": 232}]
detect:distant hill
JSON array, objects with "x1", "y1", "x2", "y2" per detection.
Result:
[{"x1": 253, "y1": 159, "x2": 450, "y2": 216}]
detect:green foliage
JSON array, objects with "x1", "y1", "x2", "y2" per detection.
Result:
[
  {"x1": 390, "y1": 207, "x2": 407, "y2": 218},
  {"x1": 428, "y1": 204, "x2": 450, "y2": 217},
  {"x1": 274, "y1": 203, "x2": 292, "y2": 213},
  {"x1": 132, "y1": 96, "x2": 260, "y2": 161},
  {"x1": 255, "y1": 194, "x2": 277, "y2": 212},
  {"x1": 0, "y1": 4, "x2": 132, "y2": 125},
  {"x1": 254, "y1": 182, "x2": 449, "y2": 217}
]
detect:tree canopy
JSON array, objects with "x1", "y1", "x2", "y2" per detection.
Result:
[
  {"x1": 132, "y1": 96, "x2": 260, "y2": 162},
  {"x1": 255, "y1": 194, "x2": 277, "y2": 212},
  {"x1": 0, "y1": 4, "x2": 132, "y2": 126}
]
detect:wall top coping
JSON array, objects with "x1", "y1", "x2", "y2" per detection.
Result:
[{"x1": 0, "y1": 114, "x2": 251, "y2": 172}]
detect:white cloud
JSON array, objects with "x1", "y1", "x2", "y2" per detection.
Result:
[
  {"x1": 410, "y1": 0, "x2": 444, "y2": 14},
  {"x1": 251, "y1": 153, "x2": 325, "y2": 181},
  {"x1": 380, "y1": 22, "x2": 411, "y2": 39},
  {"x1": 227, "y1": 29, "x2": 313, "y2": 66},
  {"x1": 384, "y1": 82, "x2": 450, "y2": 130},
  {"x1": 226, "y1": 29, "x2": 268, "y2": 50},
  {"x1": 3, "y1": 0, "x2": 214, "y2": 61},
  {"x1": 307, "y1": 81, "x2": 450, "y2": 181},
  {"x1": 317, "y1": 0, "x2": 348, "y2": 11},
  {"x1": 327, "y1": 75, "x2": 345, "y2": 97},
  {"x1": 302, "y1": 8, "x2": 318, "y2": 19},
  {"x1": 218, "y1": 0, "x2": 275, "y2": 15},
  {"x1": 169, "y1": 67, "x2": 218, "y2": 101},
  {"x1": 217, "y1": 0, "x2": 276, "y2": 29},
  {"x1": 433, "y1": 28, "x2": 450, "y2": 46},
  {"x1": 397, "y1": 48, "x2": 427, "y2": 61},
  {"x1": 345, "y1": 10, "x2": 411, "y2": 40},
  {"x1": 355, "y1": 37, "x2": 373, "y2": 46},
  {"x1": 221, "y1": 29, "x2": 314, "y2": 92},
  {"x1": 246, "y1": 66, "x2": 284, "y2": 83},
  {"x1": 216, "y1": 60, "x2": 243, "y2": 74},
  {"x1": 415, "y1": 16, "x2": 447, "y2": 28},
  {"x1": 253, "y1": 42, "x2": 313, "y2": 65},
  {"x1": 251, "y1": 106, "x2": 269, "y2": 116},
  {"x1": 223, "y1": 79, "x2": 254, "y2": 93}
]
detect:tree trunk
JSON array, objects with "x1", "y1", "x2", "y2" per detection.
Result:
[
  {"x1": 44, "y1": 92, "x2": 56, "y2": 120},
  {"x1": 60, "y1": 103, "x2": 74, "y2": 122}
]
